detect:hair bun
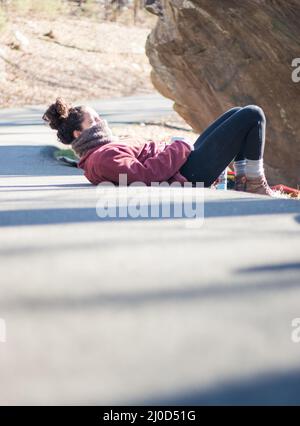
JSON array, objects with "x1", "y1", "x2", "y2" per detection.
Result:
[{"x1": 43, "y1": 98, "x2": 71, "y2": 130}]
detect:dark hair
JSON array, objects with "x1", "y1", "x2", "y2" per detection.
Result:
[{"x1": 43, "y1": 98, "x2": 86, "y2": 144}]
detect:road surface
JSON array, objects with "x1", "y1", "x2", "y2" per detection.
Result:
[{"x1": 0, "y1": 94, "x2": 300, "y2": 405}]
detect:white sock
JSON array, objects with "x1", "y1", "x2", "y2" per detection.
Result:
[
  {"x1": 245, "y1": 158, "x2": 264, "y2": 178},
  {"x1": 234, "y1": 160, "x2": 246, "y2": 176}
]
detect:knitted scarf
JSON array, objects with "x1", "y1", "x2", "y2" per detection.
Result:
[{"x1": 72, "y1": 121, "x2": 119, "y2": 157}]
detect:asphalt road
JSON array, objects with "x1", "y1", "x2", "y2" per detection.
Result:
[{"x1": 0, "y1": 94, "x2": 300, "y2": 405}]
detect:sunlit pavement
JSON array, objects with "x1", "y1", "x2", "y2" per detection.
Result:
[{"x1": 0, "y1": 95, "x2": 300, "y2": 405}]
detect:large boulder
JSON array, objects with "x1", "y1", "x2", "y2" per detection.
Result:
[{"x1": 146, "y1": 0, "x2": 300, "y2": 186}]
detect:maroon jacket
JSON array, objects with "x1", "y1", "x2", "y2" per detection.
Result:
[{"x1": 78, "y1": 139, "x2": 192, "y2": 186}]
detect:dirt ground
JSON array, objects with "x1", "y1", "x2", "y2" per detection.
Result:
[
  {"x1": 0, "y1": 9, "x2": 196, "y2": 143},
  {"x1": 0, "y1": 11, "x2": 157, "y2": 108}
]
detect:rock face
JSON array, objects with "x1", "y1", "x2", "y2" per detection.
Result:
[{"x1": 146, "y1": 0, "x2": 300, "y2": 186}]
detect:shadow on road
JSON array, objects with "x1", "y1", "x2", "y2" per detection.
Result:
[
  {"x1": 238, "y1": 262, "x2": 300, "y2": 273},
  {"x1": 0, "y1": 197, "x2": 299, "y2": 227},
  {"x1": 0, "y1": 145, "x2": 82, "y2": 176},
  {"x1": 1, "y1": 261, "x2": 299, "y2": 312},
  {"x1": 0, "y1": 183, "x2": 91, "y2": 192},
  {"x1": 135, "y1": 368, "x2": 300, "y2": 405}
]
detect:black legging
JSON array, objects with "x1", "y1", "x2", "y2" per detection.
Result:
[{"x1": 180, "y1": 105, "x2": 266, "y2": 187}]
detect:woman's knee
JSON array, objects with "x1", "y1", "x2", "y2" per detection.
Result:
[
  {"x1": 242, "y1": 105, "x2": 266, "y2": 122},
  {"x1": 227, "y1": 107, "x2": 242, "y2": 115}
]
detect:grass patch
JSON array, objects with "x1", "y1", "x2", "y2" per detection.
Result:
[
  {"x1": 54, "y1": 148, "x2": 79, "y2": 167},
  {"x1": 76, "y1": 0, "x2": 100, "y2": 18},
  {"x1": 2, "y1": 0, "x2": 155, "y2": 25},
  {"x1": 54, "y1": 148, "x2": 78, "y2": 161},
  {"x1": 0, "y1": 8, "x2": 7, "y2": 32},
  {"x1": 6, "y1": 0, "x2": 67, "y2": 18}
]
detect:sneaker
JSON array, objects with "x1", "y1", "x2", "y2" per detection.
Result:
[
  {"x1": 235, "y1": 175, "x2": 247, "y2": 192},
  {"x1": 245, "y1": 175, "x2": 275, "y2": 196}
]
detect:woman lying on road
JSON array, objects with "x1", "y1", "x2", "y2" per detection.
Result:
[{"x1": 43, "y1": 98, "x2": 274, "y2": 196}]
